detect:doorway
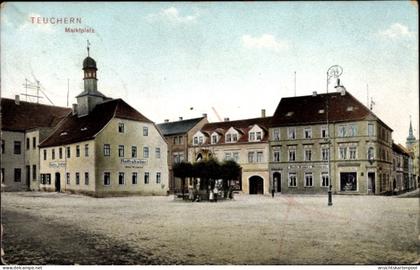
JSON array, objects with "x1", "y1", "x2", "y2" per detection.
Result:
[
  {"x1": 273, "y1": 172, "x2": 281, "y2": 192},
  {"x1": 55, "y1": 172, "x2": 61, "y2": 192},
  {"x1": 26, "y1": 165, "x2": 30, "y2": 189},
  {"x1": 249, "y1": 176, "x2": 264, "y2": 194},
  {"x1": 368, "y1": 172, "x2": 375, "y2": 194}
]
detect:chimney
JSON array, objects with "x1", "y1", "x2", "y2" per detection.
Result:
[
  {"x1": 261, "y1": 109, "x2": 266, "y2": 118},
  {"x1": 15, "y1": 95, "x2": 20, "y2": 105},
  {"x1": 179, "y1": 117, "x2": 183, "y2": 121},
  {"x1": 164, "y1": 119, "x2": 169, "y2": 123},
  {"x1": 202, "y1": 113, "x2": 207, "y2": 118},
  {"x1": 312, "y1": 91, "x2": 317, "y2": 96},
  {"x1": 224, "y1": 117, "x2": 230, "y2": 122},
  {"x1": 72, "y1": 104, "x2": 78, "y2": 115}
]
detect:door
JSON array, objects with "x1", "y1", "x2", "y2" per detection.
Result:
[
  {"x1": 55, "y1": 172, "x2": 61, "y2": 192},
  {"x1": 249, "y1": 176, "x2": 264, "y2": 194},
  {"x1": 273, "y1": 172, "x2": 281, "y2": 192},
  {"x1": 26, "y1": 165, "x2": 30, "y2": 188},
  {"x1": 368, "y1": 172, "x2": 375, "y2": 194}
]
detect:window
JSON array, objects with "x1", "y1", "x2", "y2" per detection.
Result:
[
  {"x1": 232, "y1": 134, "x2": 238, "y2": 142},
  {"x1": 321, "y1": 173, "x2": 329, "y2": 187},
  {"x1": 349, "y1": 147, "x2": 357, "y2": 160},
  {"x1": 233, "y1": 152, "x2": 239, "y2": 162},
  {"x1": 76, "y1": 145, "x2": 80, "y2": 157},
  {"x1": 40, "y1": 173, "x2": 51, "y2": 185},
  {"x1": 256, "y1": 132, "x2": 262, "y2": 141},
  {"x1": 104, "y1": 172, "x2": 111, "y2": 186},
  {"x1": 339, "y1": 147, "x2": 347, "y2": 160},
  {"x1": 132, "y1": 172, "x2": 138, "y2": 184},
  {"x1": 143, "y1": 147, "x2": 149, "y2": 158},
  {"x1": 198, "y1": 136, "x2": 204, "y2": 145},
  {"x1": 304, "y1": 149, "x2": 312, "y2": 161},
  {"x1": 288, "y1": 149, "x2": 296, "y2": 161},
  {"x1": 368, "y1": 123, "x2": 374, "y2": 136},
  {"x1": 368, "y1": 147, "x2": 375, "y2": 160},
  {"x1": 304, "y1": 128, "x2": 312, "y2": 139},
  {"x1": 66, "y1": 147, "x2": 71, "y2": 158},
  {"x1": 26, "y1": 138, "x2": 30, "y2": 150},
  {"x1": 226, "y1": 134, "x2": 232, "y2": 143},
  {"x1": 211, "y1": 135, "x2": 218, "y2": 144},
  {"x1": 84, "y1": 144, "x2": 89, "y2": 157},
  {"x1": 1, "y1": 140, "x2": 4, "y2": 154},
  {"x1": 249, "y1": 132, "x2": 255, "y2": 141},
  {"x1": 32, "y1": 137, "x2": 36, "y2": 148},
  {"x1": 288, "y1": 173, "x2": 297, "y2": 187},
  {"x1": 104, "y1": 144, "x2": 111, "y2": 156},
  {"x1": 338, "y1": 126, "x2": 346, "y2": 137},
  {"x1": 321, "y1": 148, "x2": 329, "y2": 161},
  {"x1": 59, "y1": 148, "x2": 63, "y2": 159},
  {"x1": 156, "y1": 172, "x2": 161, "y2": 184},
  {"x1": 288, "y1": 128, "x2": 296, "y2": 139},
  {"x1": 76, "y1": 173, "x2": 80, "y2": 185},
  {"x1": 1, "y1": 168, "x2": 4, "y2": 183},
  {"x1": 32, "y1": 165, "x2": 36, "y2": 180},
  {"x1": 85, "y1": 172, "x2": 89, "y2": 185},
  {"x1": 273, "y1": 149, "x2": 280, "y2": 162},
  {"x1": 52, "y1": 149, "x2": 56, "y2": 160},
  {"x1": 248, "y1": 152, "x2": 255, "y2": 163},
  {"x1": 340, "y1": 172, "x2": 357, "y2": 191},
  {"x1": 132, "y1": 146, "x2": 137, "y2": 158},
  {"x1": 173, "y1": 152, "x2": 184, "y2": 163},
  {"x1": 321, "y1": 126, "x2": 328, "y2": 138},
  {"x1": 118, "y1": 172, "x2": 125, "y2": 185},
  {"x1": 178, "y1": 136, "x2": 183, "y2": 144},
  {"x1": 155, "y1": 148, "x2": 161, "y2": 159},
  {"x1": 143, "y1": 127, "x2": 148, "y2": 136},
  {"x1": 43, "y1": 149, "x2": 47, "y2": 160},
  {"x1": 14, "y1": 168, "x2": 21, "y2": 182},
  {"x1": 193, "y1": 137, "x2": 199, "y2": 145},
  {"x1": 224, "y1": 152, "x2": 232, "y2": 161},
  {"x1": 14, "y1": 141, "x2": 21, "y2": 154},
  {"x1": 118, "y1": 123, "x2": 125, "y2": 133},
  {"x1": 256, "y1": 152, "x2": 263, "y2": 163},
  {"x1": 118, "y1": 145, "x2": 124, "y2": 157},
  {"x1": 273, "y1": 128, "x2": 280, "y2": 141},
  {"x1": 304, "y1": 173, "x2": 313, "y2": 187},
  {"x1": 349, "y1": 125, "x2": 357, "y2": 137},
  {"x1": 66, "y1": 173, "x2": 70, "y2": 185},
  {"x1": 144, "y1": 172, "x2": 150, "y2": 184}
]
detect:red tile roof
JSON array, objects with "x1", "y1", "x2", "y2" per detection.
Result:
[
  {"x1": 1, "y1": 98, "x2": 71, "y2": 132},
  {"x1": 271, "y1": 90, "x2": 392, "y2": 130},
  {"x1": 198, "y1": 117, "x2": 272, "y2": 145},
  {"x1": 39, "y1": 99, "x2": 152, "y2": 147}
]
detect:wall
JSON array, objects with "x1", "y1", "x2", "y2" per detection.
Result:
[{"x1": 1, "y1": 131, "x2": 26, "y2": 191}]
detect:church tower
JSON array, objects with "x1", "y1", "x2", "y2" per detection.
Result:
[
  {"x1": 76, "y1": 41, "x2": 107, "y2": 117},
  {"x1": 406, "y1": 117, "x2": 416, "y2": 149}
]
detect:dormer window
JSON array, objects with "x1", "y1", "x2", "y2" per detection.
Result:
[
  {"x1": 60, "y1": 132, "x2": 68, "y2": 136},
  {"x1": 249, "y1": 132, "x2": 255, "y2": 141},
  {"x1": 318, "y1": 109, "x2": 325, "y2": 114},
  {"x1": 81, "y1": 127, "x2": 87, "y2": 131},
  {"x1": 193, "y1": 137, "x2": 199, "y2": 145},
  {"x1": 193, "y1": 131, "x2": 205, "y2": 146},
  {"x1": 232, "y1": 133, "x2": 238, "y2": 142},
  {"x1": 226, "y1": 134, "x2": 232, "y2": 143},
  {"x1": 286, "y1": 111, "x2": 294, "y2": 117},
  {"x1": 211, "y1": 134, "x2": 219, "y2": 144},
  {"x1": 346, "y1": 106, "x2": 354, "y2": 111},
  {"x1": 256, "y1": 132, "x2": 262, "y2": 140}
]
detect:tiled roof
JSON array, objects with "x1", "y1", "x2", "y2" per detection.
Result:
[
  {"x1": 198, "y1": 117, "x2": 272, "y2": 145},
  {"x1": 157, "y1": 117, "x2": 206, "y2": 136},
  {"x1": 39, "y1": 98, "x2": 152, "y2": 147},
  {"x1": 1, "y1": 98, "x2": 71, "y2": 132},
  {"x1": 271, "y1": 90, "x2": 392, "y2": 130},
  {"x1": 393, "y1": 143, "x2": 412, "y2": 156}
]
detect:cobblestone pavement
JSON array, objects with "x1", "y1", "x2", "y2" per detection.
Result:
[{"x1": 1, "y1": 192, "x2": 419, "y2": 265}]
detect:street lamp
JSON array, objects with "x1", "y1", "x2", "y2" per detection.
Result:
[{"x1": 326, "y1": 65, "x2": 343, "y2": 206}]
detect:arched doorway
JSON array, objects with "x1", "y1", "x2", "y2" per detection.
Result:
[
  {"x1": 249, "y1": 176, "x2": 264, "y2": 194},
  {"x1": 55, "y1": 172, "x2": 61, "y2": 192},
  {"x1": 273, "y1": 172, "x2": 281, "y2": 192}
]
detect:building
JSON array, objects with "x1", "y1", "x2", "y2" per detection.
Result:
[
  {"x1": 269, "y1": 86, "x2": 393, "y2": 195},
  {"x1": 157, "y1": 116, "x2": 208, "y2": 193},
  {"x1": 188, "y1": 112, "x2": 272, "y2": 195},
  {"x1": 392, "y1": 143, "x2": 416, "y2": 193},
  {"x1": 1, "y1": 97, "x2": 71, "y2": 191},
  {"x1": 38, "y1": 52, "x2": 169, "y2": 197},
  {"x1": 405, "y1": 118, "x2": 419, "y2": 188}
]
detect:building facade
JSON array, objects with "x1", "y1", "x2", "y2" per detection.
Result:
[
  {"x1": 269, "y1": 88, "x2": 393, "y2": 195},
  {"x1": 157, "y1": 116, "x2": 208, "y2": 193},
  {"x1": 1, "y1": 97, "x2": 71, "y2": 191},
  {"x1": 38, "y1": 53, "x2": 169, "y2": 197},
  {"x1": 188, "y1": 114, "x2": 272, "y2": 195}
]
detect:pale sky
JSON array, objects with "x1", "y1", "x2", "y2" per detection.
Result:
[{"x1": 1, "y1": 2, "x2": 418, "y2": 144}]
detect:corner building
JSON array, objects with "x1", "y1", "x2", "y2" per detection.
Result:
[
  {"x1": 38, "y1": 53, "x2": 168, "y2": 197},
  {"x1": 269, "y1": 88, "x2": 393, "y2": 195}
]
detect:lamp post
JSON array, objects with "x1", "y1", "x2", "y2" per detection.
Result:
[{"x1": 326, "y1": 65, "x2": 343, "y2": 206}]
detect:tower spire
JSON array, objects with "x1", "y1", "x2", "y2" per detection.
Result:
[
  {"x1": 406, "y1": 115, "x2": 416, "y2": 148},
  {"x1": 87, "y1": 39, "x2": 90, "y2": 57}
]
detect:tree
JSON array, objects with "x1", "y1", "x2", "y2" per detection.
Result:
[
  {"x1": 220, "y1": 160, "x2": 241, "y2": 198},
  {"x1": 173, "y1": 161, "x2": 193, "y2": 198}
]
